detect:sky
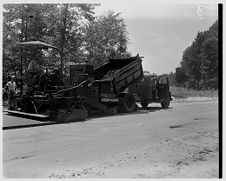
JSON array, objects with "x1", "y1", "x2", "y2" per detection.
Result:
[{"x1": 93, "y1": 1, "x2": 218, "y2": 74}]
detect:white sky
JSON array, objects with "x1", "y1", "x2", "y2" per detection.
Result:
[{"x1": 93, "y1": 1, "x2": 218, "y2": 74}]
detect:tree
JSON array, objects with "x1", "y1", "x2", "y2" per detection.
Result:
[
  {"x1": 200, "y1": 21, "x2": 218, "y2": 89},
  {"x1": 168, "y1": 72, "x2": 176, "y2": 86},
  {"x1": 180, "y1": 31, "x2": 207, "y2": 88},
  {"x1": 177, "y1": 20, "x2": 218, "y2": 90},
  {"x1": 83, "y1": 11, "x2": 130, "y2": 67},
  {"x1": 3, "y1": 4, "x2": 95, "y2": 77},
  {"x1": 175, "y1": 67, "x2": 187, "y2": 86},
  {"x1": 3, "y1": 4, "x2": 25, "y2": 81}
]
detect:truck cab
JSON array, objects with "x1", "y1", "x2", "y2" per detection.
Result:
[{"x1": 128, "y1": 74, "x2": 172, "y2": 108}]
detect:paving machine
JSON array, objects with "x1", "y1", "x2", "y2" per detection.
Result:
[{"x1": 7, "y1": 42, "x2": 143, "y2": 122}]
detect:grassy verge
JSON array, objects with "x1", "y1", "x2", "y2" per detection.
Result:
[{"x1": 170, "y1": 86, "x2": 218, "y2": 99}]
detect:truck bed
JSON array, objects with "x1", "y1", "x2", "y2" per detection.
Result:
[{"x1": 93, "y1": 55, "x2": 143, "y2": 95}]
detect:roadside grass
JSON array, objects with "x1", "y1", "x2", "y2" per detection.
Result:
[{"x1": 170, "y1": 86, "x2": 218, "y2": 99}]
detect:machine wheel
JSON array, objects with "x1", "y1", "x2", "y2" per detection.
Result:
[
  {"x1": 141, "y1": 102, "x2": 149, "y2": 108},
  {"x1": 121, "y1": 93, "x2": 136, "y2": 113},
  {"x1": 70, "y1": 107, "x2": 88, "y2": 122},
  {"x1": 161, "y1": 99, "x2": 170, "y2": 108},
  {"x1": 55, "y1": 109, "x2": 68, "y2": 122}
]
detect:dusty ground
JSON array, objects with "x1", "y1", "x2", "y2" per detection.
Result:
[{"x1": 3, "y1": 100, "x2": 219, "y2": 178}]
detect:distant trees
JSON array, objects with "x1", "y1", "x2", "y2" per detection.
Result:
[
  {"x1": 167, "y1": 72, "x2": 176, "y2": 86},
  {"x1": 175, "y1": 20, "x2": 218, "y2": 90},
  {"x1": 174, "y1": 67, "x2": 187, "y2": 86}
]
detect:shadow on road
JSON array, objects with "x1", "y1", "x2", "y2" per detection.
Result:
[
  {"x1": 3, "y1": 113, "x2": 57, "y2": 130},
  {"x1": 138, "y1": 106, "x2": 174, "y2": 112},
  {"x1": 87, "y1": 105, "x2": 174, "y2": 120},
  {"x1": 3, "y1": 122, "x2": 59, "y2": 130},
  {"x1": 3, "y1": 105, "x2": 174, "y2": 130}
]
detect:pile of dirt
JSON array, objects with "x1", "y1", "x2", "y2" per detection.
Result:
[{"x1": 102, "y1": 70, "x2": 117, "y2": 79}]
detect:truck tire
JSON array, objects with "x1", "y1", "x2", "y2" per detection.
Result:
[
  {"x1": 161, "y1": 99, "x2": 170, "y2": 108},
  {"x1": 121, "y1": 93, "x2": 136, "y2": 113},
  {"x1": 141, "y1": 102, "x2": 149, "y2": 108}
]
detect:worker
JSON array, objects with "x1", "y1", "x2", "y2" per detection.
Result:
[
  {"x1": 27, "y1": 59, "x2": 44, "y2": 89},
  {"x1": 5, "y1": 75, "x2": 17, "y2": 110},
  {"x1": 27, "y1": 59, "x2": 42, "y2": 74}
]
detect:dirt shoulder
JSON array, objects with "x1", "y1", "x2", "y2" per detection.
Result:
[{"x1": 172, "y1": 96, "x2": 218, "y2": 103}]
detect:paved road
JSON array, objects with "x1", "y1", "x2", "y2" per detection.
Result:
[{"x1": 3, "y1": 101, "x2": 218, "y2": 178}]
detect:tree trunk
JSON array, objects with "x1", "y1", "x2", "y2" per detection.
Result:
[{"x1": 60, "y1": 4, "x2": 68, "y2": 73}]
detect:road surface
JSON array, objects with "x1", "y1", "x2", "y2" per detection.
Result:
[{"x1": 3, "y1": 100, "x2": 219, "y2": 178}]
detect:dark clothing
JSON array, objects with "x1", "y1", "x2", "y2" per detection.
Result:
[
  {"x1": 28, "y1": 60, "x2": 41, "y2": 73},
  {"x1": 8, "y1": 90, "x2": 16, "y2": 110}
]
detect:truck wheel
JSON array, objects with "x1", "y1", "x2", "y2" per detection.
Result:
[
  {"x1": 141, "y1": 102, "x2": 149, "y2": 108},
  {"x1": 161, "y1": 99, "x2": 170, "y2": 108},
  {"x1": 121, "y1": 93, "x2": 136, "y2": 113}
]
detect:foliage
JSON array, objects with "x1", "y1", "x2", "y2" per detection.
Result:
[
  {"x1": 175, "y1": 20, "x2": 218, "y2": 90},
  {"x1": 3, "y1": 4, "x2": 130, "y2": 84},
  {"x1": 168, "y1": 72, "x2": 176, "y2": 86},
  {"x1": 175, "y1": 67, "x2": 187, "y2": 86},
  {"x1": 83, "y1": 11, "x2": 130, "y2": 67}
]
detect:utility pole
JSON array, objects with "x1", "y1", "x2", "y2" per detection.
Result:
[
  {"x1": 20, "y1": 4, "x2": 33, "y2": 94},
  {"x1": 60, "y1": 4, "x2": 68, "y2": 74}
]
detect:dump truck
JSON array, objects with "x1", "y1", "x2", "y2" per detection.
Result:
[
  {"x1": 68, "y1": 55, "x2": 143, "y2": 113},
  {"x1": 8, "y1": 49, "x2": 143, "y2": 122},
  {"x1": 128, "y1": 73, "x2": 172, "y2": 108}
]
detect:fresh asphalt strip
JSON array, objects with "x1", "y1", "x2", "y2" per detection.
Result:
[
  {"x1": 3, "y1": 112, "x2": 57, "y2": 130},
  {"x1": 3, "y1": 122, "x2": 58, "y2": 130}
]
